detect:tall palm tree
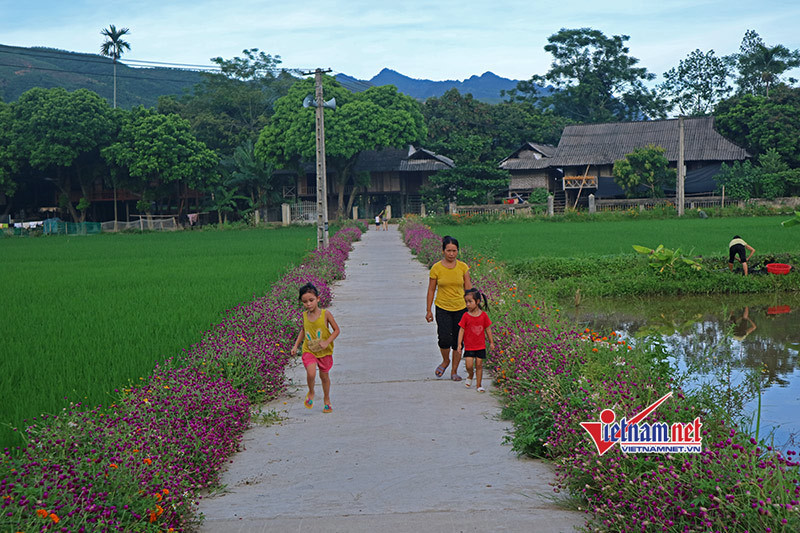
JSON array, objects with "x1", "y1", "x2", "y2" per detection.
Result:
[
  {"x1": 100, "y1": 25, "x2": 131, "y2": 109},
  {"x1": 101, "y1": 25, "x2": 130, "y2": 229}
]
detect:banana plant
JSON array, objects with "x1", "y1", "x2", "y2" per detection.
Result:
[
  {"x1": 633, "y1": 244, "x2": 703, "y2": 272},
  {"x1": 781, "y1": 211, "x2": 800, "y2": 227}
]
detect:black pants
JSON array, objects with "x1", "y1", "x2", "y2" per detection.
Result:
[
  {"x1": 435, "y1": 306, "x2": 466, "y2": 350},
  {"x1": 729, "y1": 243, "x2": 746, "y2": 263}
]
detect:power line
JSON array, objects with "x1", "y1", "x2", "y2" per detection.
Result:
[
  {"x1": 0, "y1": 60, "x2": 212, "y2": 84},
  {"x1": 0, "y1": 46, "x2": 312, "y2": 77}
]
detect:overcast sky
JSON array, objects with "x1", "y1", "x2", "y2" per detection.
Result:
[{"x1": 2, "y1": 0, "x2": 799, "y2": 83}]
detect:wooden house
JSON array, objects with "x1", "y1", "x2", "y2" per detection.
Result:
[
  {"x1": 502, "y1": 116, "x2": 750, "y2": 208},
  {"x1": 286, "y1": 145, "x2": 454, "y2": 217},
  {"x1": 498, "y1": 142, "x2": 557, "y2": 200}
]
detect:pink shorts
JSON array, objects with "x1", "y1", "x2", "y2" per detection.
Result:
[{"x1": 302, "y1": 352, "x2": 333, "y2": 373}]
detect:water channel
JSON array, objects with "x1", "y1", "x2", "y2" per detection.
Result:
[{"x1": 564, "y1": 292, "x2": 800, "y2": 449}]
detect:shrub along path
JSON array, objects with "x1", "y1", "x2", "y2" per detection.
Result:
[{"x1": 198, "y1": 225, "x2": 583, "y2": 532}]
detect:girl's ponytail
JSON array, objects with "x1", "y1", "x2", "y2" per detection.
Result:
[{"x1": 465, "y1": 288, "x2": 489, "y2": 311}]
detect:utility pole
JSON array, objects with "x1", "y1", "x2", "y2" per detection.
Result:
[
  {"x1": 677, "y1": 116, "x2": 685, "y2": 217},
  {"x1": 302, "y1": 68, "x2": 332, "y2": 249}
]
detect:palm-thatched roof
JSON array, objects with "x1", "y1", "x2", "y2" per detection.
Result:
[
  {"x1": 498, "y1": 142, "x2": 557, "y2": 170},
  {"x1": 548, "y1": 116, "x2": 749, "y2": 167},
  {"x1": 353, "y1": 145, "x2": 454, "y2": 173},
  {"x1": 277, "y1": 145, "x2": 454, "y2": 175}
]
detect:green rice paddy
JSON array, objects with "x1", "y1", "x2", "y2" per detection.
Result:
[
  {"x1": 0, "y1": 227, "x2": 314, "y2": 449},
  {"x1": 431, "y1": 216, "x2": 800, "y2": 260}
]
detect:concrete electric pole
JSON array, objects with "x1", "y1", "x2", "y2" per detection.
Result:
[{"x1": 301, "y1": 68, "x2": 333, "y2": 248}]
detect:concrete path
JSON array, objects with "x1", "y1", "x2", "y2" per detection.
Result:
[{"x1": 198, "y1": 226, "x2": 583, "y2": 532}]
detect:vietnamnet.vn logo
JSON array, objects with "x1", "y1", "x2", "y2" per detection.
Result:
[{"x1": 580, "y1": 392, "x2": 702, "y2": 455}]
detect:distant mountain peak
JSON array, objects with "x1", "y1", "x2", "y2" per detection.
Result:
[{"x1": 336, "y1": 68, "x2": 523, "y2": 103}]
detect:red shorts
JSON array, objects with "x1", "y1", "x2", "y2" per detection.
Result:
[{"x1": 302, "y1": 352, "x2": 333, "y2": 373}]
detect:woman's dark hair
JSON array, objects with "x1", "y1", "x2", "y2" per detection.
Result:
[
  {"x1": 298, "y1": 283, "x2": 319, "y2": 300},
  {"x1": 442, "y1": 235, "x2": 459, "y2": 250},
  {"x1": 464, "y1": 288, "x2": 489, "y2": 311},
  {"x1": 733, "y1": 235, "x2": 741, "y2": 239}
]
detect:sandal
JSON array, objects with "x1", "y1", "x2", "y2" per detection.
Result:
[
  {"x1": 477, "y1": 386, "x2": 486, "y2": 393},
  {"x1": 323, "y1": 404, "x2": 332, "y2": 413},
  {"x1": 304, "y1": 394, "x2": 314, "y2": 409},
  {"x1": 435, "y1": 363, "x2": 449, "y2": 377},
  {"x1": 465, "y1": 378, "x2": 472, "y2": 388},
  {"x1": 451, "y1": 374, "x2": 462, "y2": 382}
]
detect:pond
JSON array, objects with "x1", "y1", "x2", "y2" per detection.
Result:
[{"x1": 564, "y1": 291, "x2": 800, "y2": 449}]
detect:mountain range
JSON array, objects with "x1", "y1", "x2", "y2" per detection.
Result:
[
  {"x1": 335, "y1": 68, "x2": 522, "y2": 102},
  {"x1": 1, "y1": 43, "x2": 524, "y2": 107}
]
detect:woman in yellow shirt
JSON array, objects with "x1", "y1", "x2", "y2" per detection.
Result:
[{"x1": 426, "y1": 236, "x2": 472, "y2": 380}]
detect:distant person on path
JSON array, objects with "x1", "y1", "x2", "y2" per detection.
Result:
[
  {"x1": 729, "y1": 235, "x2": 755, "y2": 276},
  {"x1": 381, "y1": 208, "x2": 389, "y2": 231},
  {"x1": 374, "y1": 213, "x2": 381, "y2": 231},
  {"x1": 426, "y1": 235, "x2": 472, "y2": 381},
  {"x1": 291, "y1": 283, "x2": 340, "y2": 413},
  {"x1": 456, "y1": 288, "x2": 494, "y2": 393}
]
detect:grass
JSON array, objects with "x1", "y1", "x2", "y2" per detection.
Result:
[
  {"x1": 0, "y1": 226, "x2": 315, "y2": 450},
  {"x1": 430, "y1": 216, "x2": 800, "y2": 299},
  {"x1": 430, "y1": 215, "x2": 800, "y2": 259}
]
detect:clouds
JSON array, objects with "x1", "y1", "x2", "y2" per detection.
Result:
[{"x1": 1, "y1": 0, "x2": 799, "y2": 82}]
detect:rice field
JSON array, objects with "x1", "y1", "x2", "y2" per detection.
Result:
[
  {"x1": 430, "y1": 215, "x2": 800, "y2": 260},
  {"x1": 0, "y1": 226, "x2": 315, "y2": 449}
]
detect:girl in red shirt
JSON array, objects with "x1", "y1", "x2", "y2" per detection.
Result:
[{"x1": 457, "y1": 288, "x2": 494, "y2": 392}]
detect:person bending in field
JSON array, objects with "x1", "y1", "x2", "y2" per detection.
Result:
[
  {"x1": 728, "y1": 235, "x2": 755, "y2": 276},
  {"x1": 291, "y1": 283, "x2": 340, "y2": 413},
  {"x1": 456, "y1": 288, "x2": 494, "y2": 393}
]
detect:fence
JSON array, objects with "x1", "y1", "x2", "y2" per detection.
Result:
[
  {"x1": 455, "y1": 195, "x2": 799, "y2": 217},
  {"x1": 290, "y1": 201, "x2": 317, "y2": 224},
  {"x1": 451, "y1": 203, "x2": 547, "y2": 216},
  {"x1": 42, "y1": 220, "x2": 102, "y2": 235},
  {"x1": 101, "y1": 217, "x2": 178, "y2": 232},
  {"x1": 594, "y1": 196, "x2": 731, "y2": 212}
]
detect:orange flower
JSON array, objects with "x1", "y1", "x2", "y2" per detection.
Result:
[
  {"x1": 156, "y1": 505, "x2": 164, "y2": 516},
  {"x1": 50, "y1": 513, "x2": 60, "y2": 524},
  {"x1": 36, "y1": 509, "x2": 48, "y2": 518},
  {"x1": 150, "y1": 511, "x2": 157, "y2": 523},
  {"x1": 592, "y1": 348, "x2": 598, "y2": 352},
  {"x1": 162, "y1": 489, "x2": 169, "y2": 495},
  {"x1": 109, "y1": 463, "x2": 118, "y2": 469},
  {"x1": 143, "y1": 457, "x2": 153, "y2": 465},
  {"x1": 155, "y1": 493, "x2": 162, "y2": 502}
]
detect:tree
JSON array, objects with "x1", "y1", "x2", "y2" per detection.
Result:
[
  {"x1": 714, "y1": 149, "x2": 800, "y2": 200},
  {"x1": 421, "y1": 163, "x2": 509, "y2": 210},
  {"x1": 0, "y1": 102, "x2": 19, "y2": 210},
  {"x1": 100, "y1": 25, "x2": 131, "y2": 109},
  {"x1": 422, "y1": 89, "x2": 571, "y2": 166},
  {"x1": 102, "y1": 107, "x2": 218, "y2": 217},
  {"x1": 9, "y1": 88, "x2": 114, "y2": 222},
  {"x1": 613, "y1": 145, "x2": 675, "y2": 198},
  {"x1": 507, "y1": 28, "x2": 666, "y2": 122},
  {"x1": 220, "y1": 138, "x2": 292, "y2": 216},
  {"x1": 158, "y1": 49, "x2": 295, "y2": 157},
  {"x1": 730, "y1": 30, "x2": 800, "y2": 97},
  {"x1": 256, "y1": 77, "x2": 426, "y2": 218},
  {"x1": 715, "y1": 85, "x2": 800, "y2": 167},
  {"x1": 658, "y1": 49, "x2": 731, "y2": 116}
]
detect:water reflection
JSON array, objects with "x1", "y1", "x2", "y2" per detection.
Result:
[{"x1": 564, "y1": 292, "x2": 800, "y2": 448}]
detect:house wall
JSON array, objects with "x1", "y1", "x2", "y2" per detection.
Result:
[{"x1": 509, "y1": 172, "x2": 548, "y2": 190}]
